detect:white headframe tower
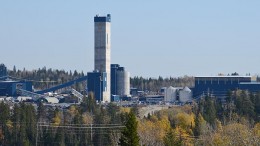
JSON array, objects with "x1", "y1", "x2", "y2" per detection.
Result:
[{"x1": 94, "y1": 14, "x2": 111, "y2": 102}]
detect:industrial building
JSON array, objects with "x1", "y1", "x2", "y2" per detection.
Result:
[
  {"x1": 88, "y1": 15, "x2": 131, "y2": 102},
  {"x1": 111, "y1": 64, "x2": 130, "y2": 97},
  {"x1": 193, "y1": 76, "x2": 260, "y2": 99},
  {"x1": 87, "y1": 71, "x2": 107, "y2": 102},
  {"x1": 94, "y1": 14, "x2": 111, "y2": 102},
  {"x1": 164, "y1": 86, "x2": 177, "y2": 102},
  {"x1": 0, "y1": 15, "x2": 133, "y2": 103},
  {"x1": 179, "y1": 87, "x2": 192, "y2": 102},
  {"x1": 0, "y1": 81, "x2": 32, "y2": 97},
  {"x1": 0, "y1": 64, "x2": 32, "y2": 97},
  {"x1": 87, "y1": 64, "x2": 130, "y2": 102},
  {"x1": 164, "y1": 86, "x2": 192, "y2": 103}
]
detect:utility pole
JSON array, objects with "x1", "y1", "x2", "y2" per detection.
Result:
[
  {"x1": 36, "y1": 122, "x2": 38, "y2": 146},
  {"x1": 91, "y1": 123, "x2": 93, "y2": 142}
]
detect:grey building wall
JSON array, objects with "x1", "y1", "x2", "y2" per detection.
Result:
[{"x1": 94, "y1": 14, "x2": 111, "y2": 102}]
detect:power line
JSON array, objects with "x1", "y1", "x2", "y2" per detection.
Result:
[{"x1": 36, "y1": 123, "x2": 124, "y2": 145}]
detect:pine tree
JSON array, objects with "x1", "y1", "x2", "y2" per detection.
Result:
[
  {"x1": 241, "y1": 91, "x2": 254, "y2": 118},
  {"x1": 163, "y1": 129, "x2": 181, "y2": 146},
  {"x1": 119, "y1": 112, "x2": 140, "y2": 146},
  {"x1": 255, "y1": 92, "x2": 260, "y2": 121},
  {"x1": 37, "y1": 102, "x2": 46, "y2": 122},
  {"x1": 203, "y1": 96, "x2": 216, "y2": 125},
  {"x1": 12, "y1": 104, "x2": 21, "y2": 145},
  {"x1": 193, "y1": 113, "x2": 207, "y2": 136},
  {"x1": 0, "y1": 102, "x2": 10, "y2": 145}
]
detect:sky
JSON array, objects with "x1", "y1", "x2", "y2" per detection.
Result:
[{"x1": 0, "y1": 0, "x2": 260, "y2": 78}]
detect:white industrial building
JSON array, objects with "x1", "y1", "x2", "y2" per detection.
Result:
[
  {"x1": 164, "y1": 86, "x2": 177, "y2": 102},
  {"x1": 164, "y1": 86, "x2": 192, "y2": 103},
  {"x1": 179, "y1": 86, "x2": 192, "y2": 103}
]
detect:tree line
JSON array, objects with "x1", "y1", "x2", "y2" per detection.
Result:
[
  {"x1": 0, "y1": 93, "x2": 137, "y2": 146},
  {"x1": 130, "y1": 76, "x2": 194, "y2": 92},
  {"x1": 137, "y1": 90, "x2": 260, "y2": 146},
  {"x1": 7, "y1": 66, "x2": 85, "y2": 92},
  {"x1": 5, "y1": 64, "x2": 195, "y2": 93},
  {"x1": 1, "y1": 89, "x2": 260, "y2": 146}
]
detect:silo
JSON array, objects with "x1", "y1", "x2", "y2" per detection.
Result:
[
  {"x1": 116, "y1": 70, "x2": 130, "y2": 96},
  {"x1": 165, "y1": 86, "x2": 177, "y2": 102},
  {"x1": 179, "y1": 86, "x2": 192, "y2": 103}
]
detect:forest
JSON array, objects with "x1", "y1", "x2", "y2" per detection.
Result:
[
  {"x1": 0, "y1": 89, "x2": 260, "y2": 146},
  {"x1": 138, "y1": 90, "x2": 260, "y2": 146},
  {"x1": 0, "y1": 92, "x2": 130, "y2": 146}
]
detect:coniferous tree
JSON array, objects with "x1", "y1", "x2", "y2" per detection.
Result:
[
  {"x1": 194, "y1": 113, "x2": 200, "y2": 137},
  {"x1": 235, "y1": 91, "x2": 255, "y2": 119},
  {"x1": 119, "y1": 111, "x2": 140, "y2": 146},
  {"x1": 241, "y1": 91, "x2": 255, "y2": 118},
  {"x1": 0, "y1": 102, "x2": 10, "y2": 145},
  {"x1": 203, "y1": 96, "x2": 217, "y2": 125},
  {"x1": 107, "y1": 103, "x2": 121, "y2": 124},
  {"x1": 255, "y1": 92, "x2": 260, "y2": 121},
  {"x1": 37, "y1": 102, "x2": 46, "y2": 123},
  {"x1": 12, "y1": 104, "x2": 21, "y2": 145},
  {"x1": 163, "y1": 129, "x2": 181, "y2": 146}
]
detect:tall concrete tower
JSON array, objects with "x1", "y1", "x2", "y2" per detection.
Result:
[{"x1": 94, "y1": 14, "x2": 111, "y2": 102}]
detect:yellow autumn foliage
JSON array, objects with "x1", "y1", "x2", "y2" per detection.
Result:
[
  {"x1": 138, "y1": 115, "x2": 170, "y2": 145},
  {"x1": 82, "y1": 112, "x2": 93, "y2": 124},
  {"x1": 120, "y1": 107, "x2": 131, "y2": 113},
  {"x1": 52, "y1": 111, "x2": 62, "y2": 126},
  {"x1": 68, "y1": 105, "x2": 78, "y2": 117},
  {"x1": 175, "y1": 112, "x2": 195, "y2": 132},
  {"x1": 253, "y1": 122, "x2": 260, "y2": 137},
  {"x1": 6, "y1": 120, "x2": 13, "y2": 129}
]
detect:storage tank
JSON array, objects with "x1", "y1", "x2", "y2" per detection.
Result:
[
  {"x1": 179, "y1": 86, "x2": 192, "y2": 103},
  {"x1": 165, "y1": 86, "x2": 177, "y2": 102},
  {"x1": 116, "y1": 70, "x2": 130, "y2": 96}
]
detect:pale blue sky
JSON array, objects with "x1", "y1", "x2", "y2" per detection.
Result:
[{"x1": 0, "y1": 0, "x2": 260, "y2": 77}]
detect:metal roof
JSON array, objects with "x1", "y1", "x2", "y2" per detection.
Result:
[
  {"x1": 195, "y1": 76, "x2": 251, "y2": 78},
  {"x1": 239, "y1": 82, "x2": 260, "y2": 84}
]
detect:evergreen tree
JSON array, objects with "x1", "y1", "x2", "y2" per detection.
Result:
[
  {"x1": 241, "y1": 91, "x2": 255, "y2": 118},
  {"x1": 235, "y1": 91, "x2": 255, "y2": 119},
  {"x1": 255, "y1": 92, "x2": 260, "y2": 121},
  {"x1": 107, "y1": 103, "x2": 121, "y2": 124},
  {"x1": 130, "y1": 105, "x2": 139, "y2": 116},
  {"x1": 193, "y1": 113, "x2": 206, "y2": 136},
  {"x1": 193, "y1": 113, "x2": 200, "y2": 136},
  {"x1": 0, "y1": 102, "x2": 10, "y2": 145},
  {"x1": 163, "y1": 129, "x2": 181, "y2": 146},
  {"x1": 37, "y1": 102, "x2": 46, "y2": 122},
  {"x1": 203, "y1": 96, "x2": 217, "y2": 125},
  {"x1": 12, "y1": 104, "x2": 21, "y2": 145},
  {"x1": 0, "y1": 102, "x2": 10, "y2": 124},
  {"x1": 13, "y1": 65, "x2": 16, "y2": 73},
  {"x1": 119, "y1": 112, "x2": 140, "y2": 146}
]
